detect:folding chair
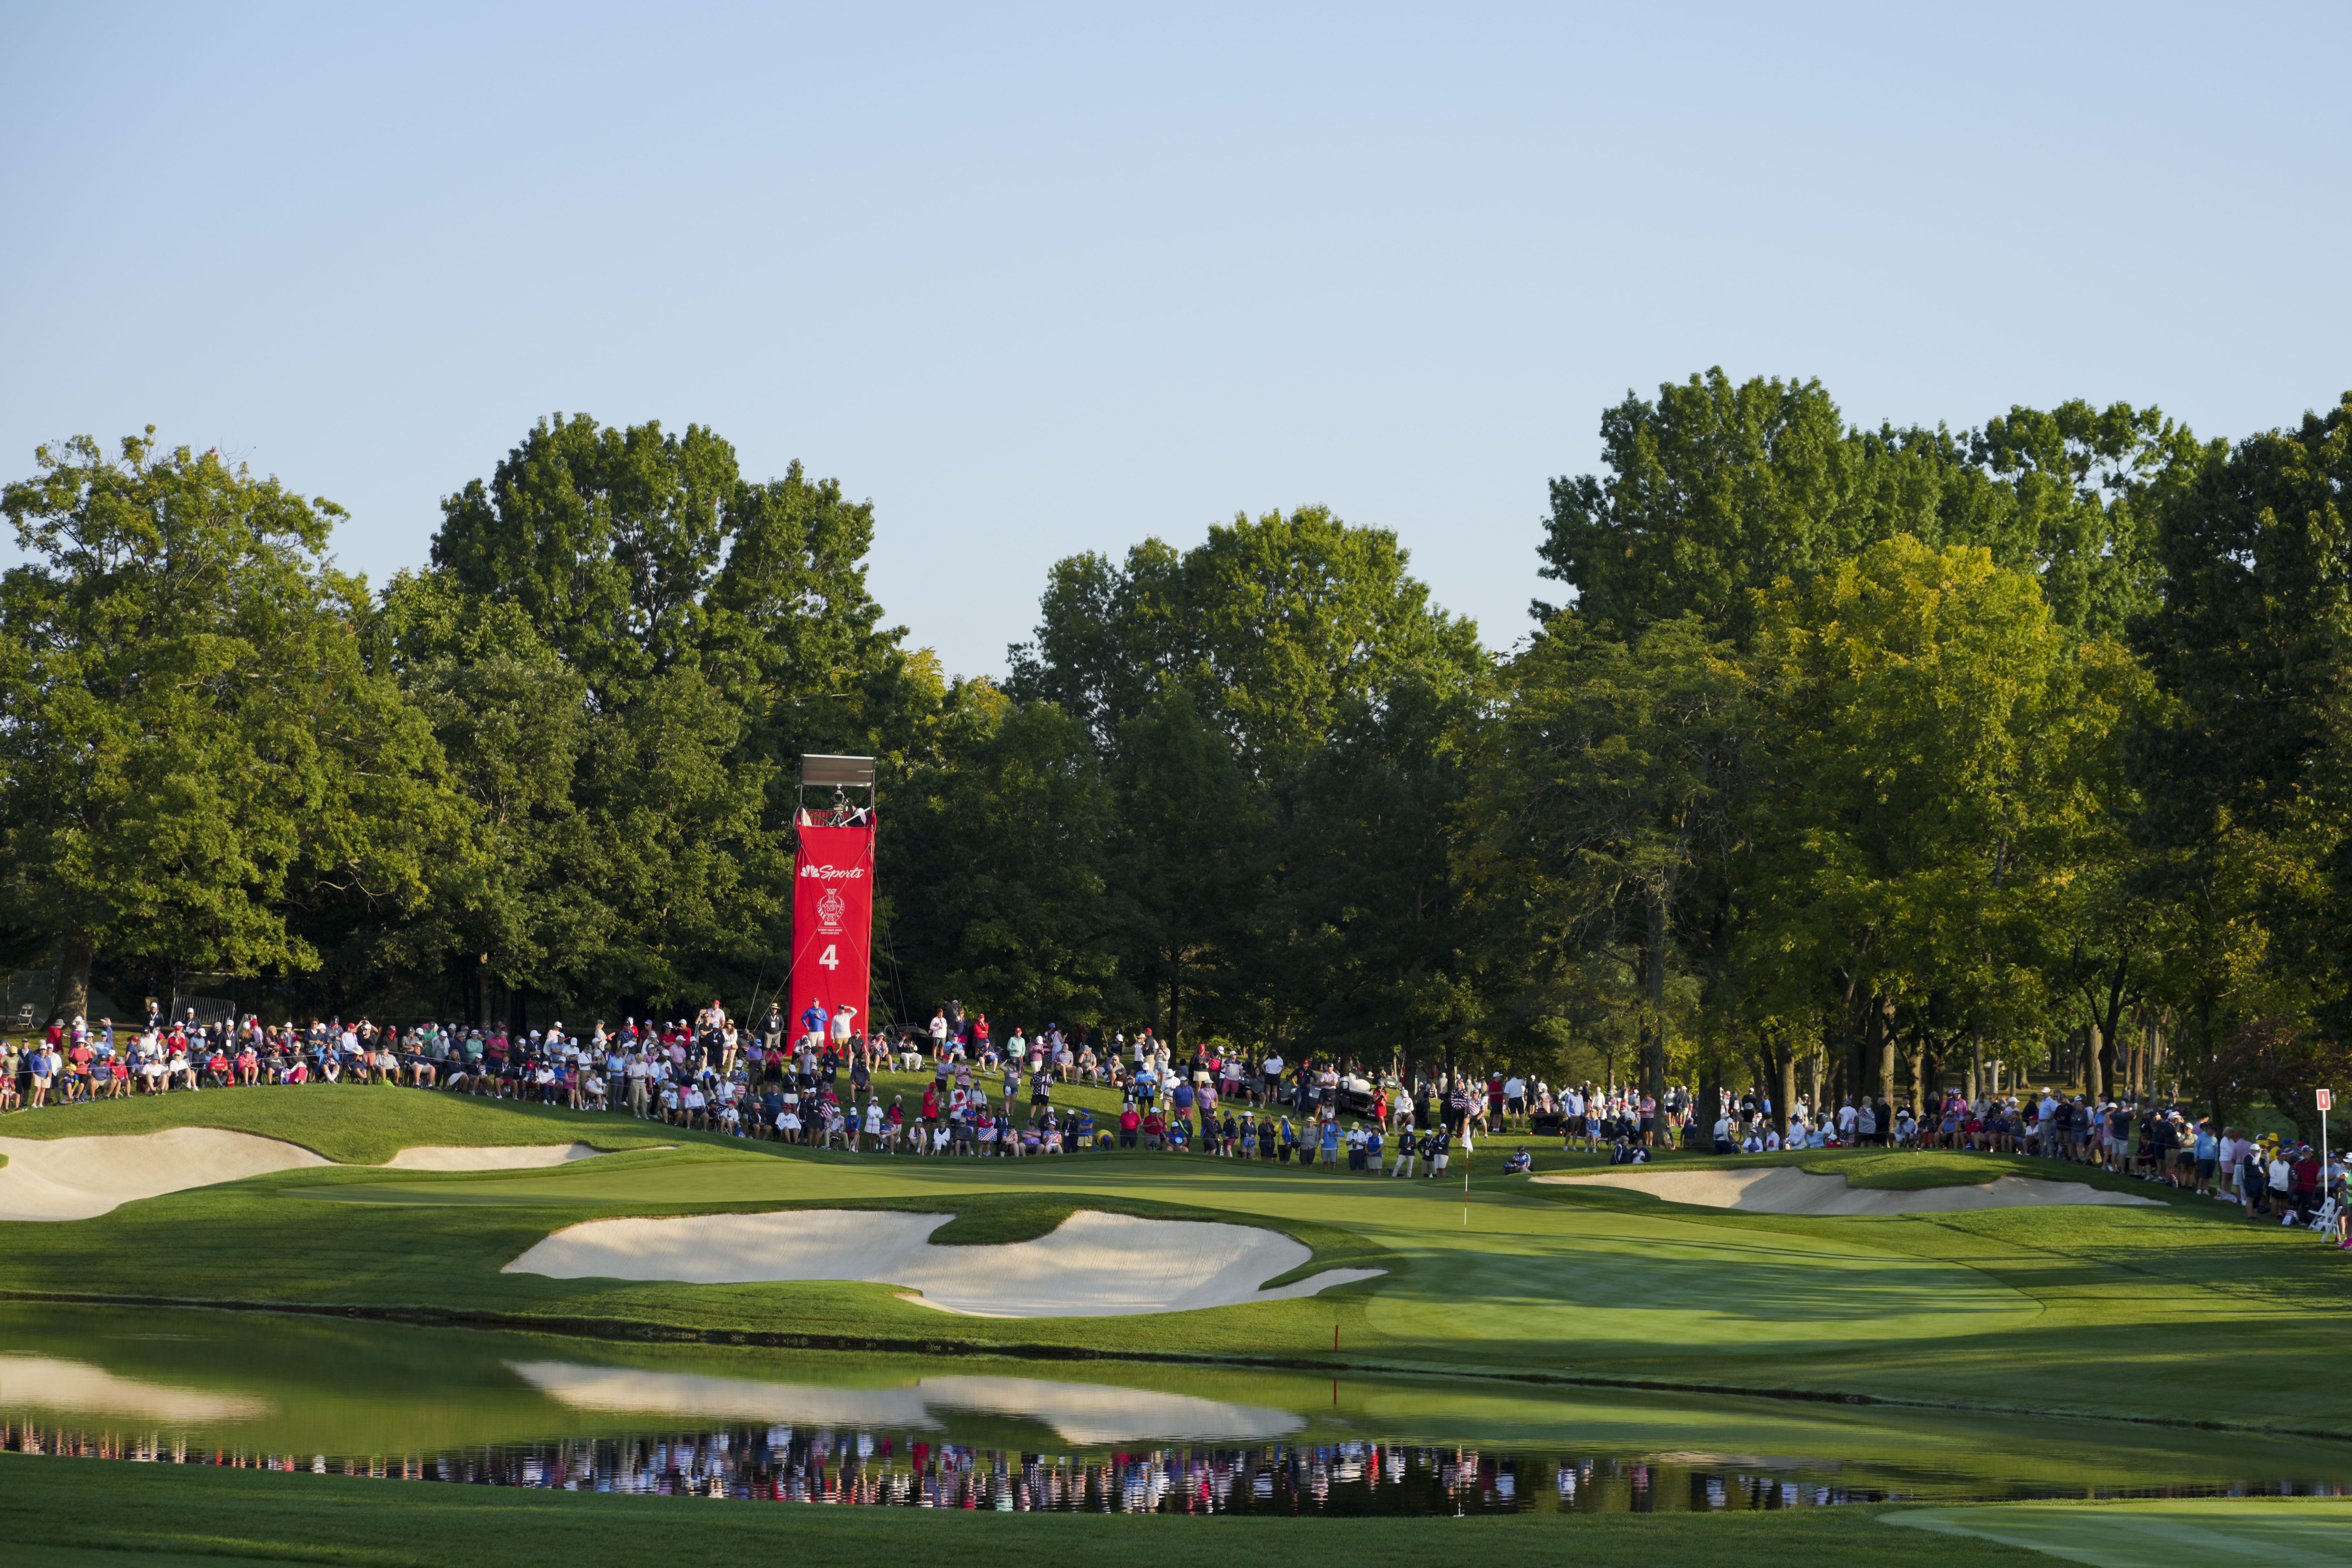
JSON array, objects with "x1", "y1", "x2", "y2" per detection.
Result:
[{"x1": 2307, "y1": 1196, "x2": 2339, "y2": 1234}]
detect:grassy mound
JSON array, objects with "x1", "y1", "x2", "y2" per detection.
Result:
[{"x1": 0, "y1": 1084, "x2": 684, "y2": 1165}]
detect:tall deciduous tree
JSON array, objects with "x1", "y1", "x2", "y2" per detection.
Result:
[
  {"x1": 1473, "y1": 614, "x2": 1750, "y2": 1117},
  {"x1": 1279, "y1": 666, "x2": 1488, "y2": 1074},
  {"x1": 1743, "y1": 536, "x2": 2094, "y2": 1103},
  {"x1": 1007, "y1": 505, "x2": 1483, "y2": 1046},
  {"x1": 1540, "y1": 368, "x2": 2184, "y2": 641},
  {"x1": 2138, "y1": 391, "x2": 2352, "y2": 1127},
  {"x1": 417, "y1": 414, "x2": 920, "y2": 1014},
  {"x1": 887, "y1": 688, "x2": 1121, "y2": 1027},
  {"x1": 1009, "y1": 506, "x2": 1483, "y2": 772},
  {"x1": 0, "y1": 432, "x2": 451, "y2": 1020},
  {"x1": 1538, "y1": 371, "x2": 1941, "y2": 636},
  {"x1": 1107, "y1": 688, "x2": 1273, "y2": 1042}
]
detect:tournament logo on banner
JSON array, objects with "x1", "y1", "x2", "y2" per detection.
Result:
[{"x1": 789, "y1": 814, "x2": 876, "y2": 1047}]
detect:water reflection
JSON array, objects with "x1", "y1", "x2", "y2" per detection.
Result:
[
  {"x1": 0, "y1": 1354, "x2": 274, "y2": 1424},
  {"x1": 8, "y1": 1421, "x2": 2348, "y2": 1515},
  {"x1": 5, "y1": 1301, "x2": 2351, "y2": 1514},
  {"x1": 508, "y1": 1361, "x2": 1305, "y2": 1444}
]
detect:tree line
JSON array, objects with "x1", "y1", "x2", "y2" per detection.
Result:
[{"x1": 2, "y1": 372, "x2": 2346, "y2": 1140}]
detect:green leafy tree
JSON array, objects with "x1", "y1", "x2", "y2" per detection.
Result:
[
  {"x1": 1279, "y1": 666, "x2": 1487, "y2": 1073},
  {"x1": 417, "y1": 415, "x2": 920, "y2": 1015},
  {"x1": 432, "y1": 413, "x2": 914, "y2": 758},
  {"x1": 1538, "y1": 370, "x2": 1942, "y2": 636},
  {"x1": 2137, "y1": 391, "x2": 2352, "y2": 1122},
  {"x1": 1471, "y1": 613, "x2": 1750, "y2": 1118},
  {"x1": 1010, "y1": 506, "x2": 1483, "y2": 773},
  {"x1": 888, "y1": 689, "x2": 1121, "y2": 1027},
  {"x1": 1540, "y1": 369, "x2": 2184, "y2": 641},
  {"x1": 364, "y1": 571, "x2": 602, "y2": 1019},
  {"x1": 0, "y1": 432, "x2": 451, "y2": 1022},
  {"x1": 1106, "y1": 688, "x2": 1274, "y2": 1042},
  {"x1": 1964, "y1": 400, "x2": 2197, "y2": 638},
  {"x1": 1008, "y1": 505, "x2": 1483, "y2": 1045},
  {"x1": 1743, "y1": 536, "x2": 2093, "y2": 1105}
]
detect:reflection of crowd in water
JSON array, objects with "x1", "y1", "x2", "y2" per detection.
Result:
[
  {"x1": 5, "y1": 1420, "x2": 1918, "y2": 1512},
  {"x1": 18, "y1": 1420, "x2": 2347, "y2": 1512}
]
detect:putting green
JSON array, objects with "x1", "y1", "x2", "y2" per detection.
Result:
[
  {"x1": 1886, "y1": 1500, "x2": 2352, "y2": 1566},
  {"x1": 299, "y1": 1146, "x2": 2038, "y2": 1353}
]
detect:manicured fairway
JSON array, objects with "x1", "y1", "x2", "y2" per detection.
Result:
[
  {"x1": 0, "y1": 1451, "x2": 2066, "y2": 1568},
  {"x1": 3, "y1": 1088, "x2": 2349, "y2": 1439},
  {"x1": 1888, "y1": 1500, "x2": 2352, "y2": 1567}
]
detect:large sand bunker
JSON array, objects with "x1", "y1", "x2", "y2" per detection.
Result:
[
  {"x1": 0, "y1": 1131, "x2": 622, "y2": 1221},
  {"x1": 505, "y1": 1208, "x2": 1386, "y2": 1318},
  {"x1": 1536, "y1": 1164, "x2": 2164, "y2": 1215},
  {"x1": 506, "y1": 1360, "x2": 1303, "y2": 1444}
]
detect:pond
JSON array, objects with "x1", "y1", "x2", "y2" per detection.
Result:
[{"x1": 2, "y1": 1302, "x2": 2346, "y2": 1515}]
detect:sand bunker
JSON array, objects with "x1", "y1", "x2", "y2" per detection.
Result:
[
  {"x1": 505, "y1": 1209, "x2": 1386, "y2": 1318},
  {"x1": 382, "y1": 1142, "x2": 616, "y2": 1171},
  {"x1": 0, "y1": 1128, "x2": 330, "y2": 1222},
  {"x1": 1536, "y1": 1164, "x2": 2165, "y2": 1216},
  {"x1": 507, "y1": 1361, "x2": 1303, "y2": 1444},
  {"x1": 0, "y1": 1130, "x2": 630, "y2": 1221}
]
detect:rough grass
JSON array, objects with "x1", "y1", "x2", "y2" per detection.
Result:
[{"x1": 0, "y1": 1453, "x2": 2061, "y2": 1568}]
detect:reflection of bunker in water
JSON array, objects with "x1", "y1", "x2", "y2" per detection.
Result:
[
  {"x1": 1647, "y1": 1450, "x2": 1842, "y2": 1472},
  {"x1": 506, "y1": 1361, "x2": 1305, "y2": 1446}
]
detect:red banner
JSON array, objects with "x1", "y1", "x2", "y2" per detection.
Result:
[{"x1": 789, "y1": 812, "x2": 876, "y2": 1048}]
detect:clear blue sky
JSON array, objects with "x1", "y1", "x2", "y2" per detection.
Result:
[{"x1": 5, "y1": 3, "x2": 2346, "y2": 678}]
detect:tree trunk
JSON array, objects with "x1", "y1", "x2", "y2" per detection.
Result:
[
  {"x1": 52, "y1": 936, "x2": 93, "y2": 1025},
  {"x1": 1642, "y1": 887, "x2": 1669, "y2": 1124},
  {"x1": 2084, "y1": 1021, "x2": 2104, "y2": 1099},
  {"x1": 1777, "y1": 1047, "x2": 1798, "y2": 1140},
  {"x1": 1867, "y1": 997, "x2": 1897, "y2": 1112}
]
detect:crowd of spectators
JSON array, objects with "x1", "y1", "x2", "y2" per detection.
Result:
[
  {"x1": 2, "y1": 1001, "x2": 2340, "y2": 1240},
  {"x1": 1702, "y1": 1084, "x2": 2347, "y2": 1240}
]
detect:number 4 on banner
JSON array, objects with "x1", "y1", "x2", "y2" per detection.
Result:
[{"x1": 819, "y1": 944, "x2": 840, "y2": 971}]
